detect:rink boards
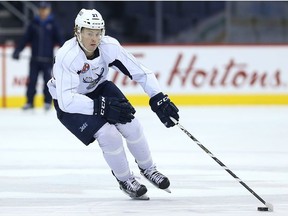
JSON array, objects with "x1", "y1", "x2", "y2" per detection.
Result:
[{"x1": 1, "y1": 44, "x2": 288, "y2": 107}]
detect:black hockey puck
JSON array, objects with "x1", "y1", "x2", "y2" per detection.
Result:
[{"x1": 257, "y1": 207, "x2": 269, "y2": 211}]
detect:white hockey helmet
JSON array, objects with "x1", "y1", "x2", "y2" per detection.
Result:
[{"x1": 75, "y1": 8, "x2": 105, "y2": 35}]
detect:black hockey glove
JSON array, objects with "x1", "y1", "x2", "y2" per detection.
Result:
[
  {"x1": 94, "y1": 96, "x2": 136, "y2": 124},
  {"x1": 149, "y1": 92, "x2": 179, "y2": 128}
]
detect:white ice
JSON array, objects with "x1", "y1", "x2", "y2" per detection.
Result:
[{"x1": 0, "y1": 106, "x2": 287, "y2": 216}]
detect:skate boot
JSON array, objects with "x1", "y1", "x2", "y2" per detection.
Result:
[
  {"x1": 44, "y1": 103, "x2": 51, "y2": 112},
  {"x1": 140, "y1": 164, "x2": 171, "y2": 193},
  {"x1": 114, "y1": 173, "x2": 149, "y2": 200},
  {"x1": 22, "y1": 103, "x2": 33, "y2": 111}
]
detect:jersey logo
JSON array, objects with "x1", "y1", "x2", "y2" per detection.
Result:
[
  {"x1": 79, "y1": 63, "x2": 90, "y2": 74},
  {"x1": 83, "y1": 67, "x2": 104, "y2": 90},
  {"x1": 92, "y1": 67, "x2": 99, "y2": 71}
]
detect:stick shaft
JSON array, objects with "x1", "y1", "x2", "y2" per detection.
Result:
[{"x1": 172, "y1": 118, "x2": 270, "y2": 208}]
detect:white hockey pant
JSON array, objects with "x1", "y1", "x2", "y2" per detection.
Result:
[{"x1": 94, "y1": 118, "x2": 153, "y2": 181}]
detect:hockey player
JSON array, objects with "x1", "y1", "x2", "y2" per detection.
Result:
[
  {"x1": 13, "y1": 1, "x2": 63, "y2": 111},
  {"x1": 47, "y1": 8, "x2": 179, "y2": 199}
]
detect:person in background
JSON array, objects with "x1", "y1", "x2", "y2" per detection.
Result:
[
  {"x1": 47, "y1": 8, "x2": 180, "y2": 199},
  {"x1": 13, "y1": 1, "x2": 63, "y2": 111}
]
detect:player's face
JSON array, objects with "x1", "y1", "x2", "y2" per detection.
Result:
[
  {"x1": 38, "y1": 7, "x2": 51, "y2": 20},
  {"x1": 81, "y1": 28, "x2": 102, "y2": 53}
]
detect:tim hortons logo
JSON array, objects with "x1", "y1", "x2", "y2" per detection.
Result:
[
  {"x1": 167, "y1": 54, "x2": 285, "y2": 88},
  {"x1": 110, "y1": 53, "x2": 286, "y2": 89}
]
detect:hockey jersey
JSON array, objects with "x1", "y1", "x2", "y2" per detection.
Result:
[{"x1": 47, "y1": 36, "x2": 161, "y2": 115}]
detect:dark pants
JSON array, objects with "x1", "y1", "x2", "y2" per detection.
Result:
[
  {"x1": 27, "y1": 59, "x2": 52, "y2": 105},
  {"x1": 54, "y1": 81, "x2": 128, "y2": 146}
]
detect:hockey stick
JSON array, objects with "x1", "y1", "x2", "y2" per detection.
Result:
[{"x1": 170, "y1": 117, "x2": 274, "y2": 212}]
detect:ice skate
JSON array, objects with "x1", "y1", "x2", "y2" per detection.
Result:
[
  {"x1": 140, "y1": 165, "x2": 171, "y2": 193},
  {"x1": 22, "y1": 103, "x2": 33, "y2": 111},
  {"x1": 115, "y1": 174, "x2": 149, "y2": 200},
  {"x1": 44, "y1": 103, "x2": 52, "y2": 112}
]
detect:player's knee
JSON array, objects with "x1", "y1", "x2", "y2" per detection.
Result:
[
  {"x1": 120, "y1": 118, "x2": 144, "y2": 144},
  {"x1": 94, "y1": 123, "x2": 123, "y2": 149}
]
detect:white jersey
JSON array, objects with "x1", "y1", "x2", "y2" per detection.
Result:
[{"x1": 47, "y1": 36, "x2": 161, "y2": 115}]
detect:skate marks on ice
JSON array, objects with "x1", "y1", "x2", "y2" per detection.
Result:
[
  {"x1": 1, "y1": 190, "x2": 287, "y2": 216},
  {"x1": 1, "y1": 162, "x2": 287, "y2": 216},
  {"x1": 0, "y1": 107, "x2": 288, "y2": 215}
]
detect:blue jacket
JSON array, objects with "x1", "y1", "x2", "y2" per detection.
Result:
[{"x1": 14, "y1": 14, "x2": 64, "y2": 61}]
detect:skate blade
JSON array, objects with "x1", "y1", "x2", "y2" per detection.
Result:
[
  {"x1": 132, "y1": 194, "x2": 150, "y2": 200},
  {"x1": 120, "y1": 188, "x2": 150, "y2": 200},
  {"x1": 163, "y1": 187, "x2": 171, "y2": 193}
]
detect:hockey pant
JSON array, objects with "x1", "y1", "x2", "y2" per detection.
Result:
[{"x1": 53, "y1": 81, "x2": 153, "y2": 181}]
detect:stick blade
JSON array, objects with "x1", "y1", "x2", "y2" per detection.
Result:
[
  {"x1": 258, "y1": 202, "x2": 273, "y2": 211},
  {"x1": 265, "y1": 202, "x2": 274, "y2": 212}
]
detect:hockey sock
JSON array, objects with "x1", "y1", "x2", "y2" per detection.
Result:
[
  {"x1": 116, "y1": 118, "x2": 153, "y2": 170},
  {"x1": 94, "y1": 123, "x2": 131, "y2": 181}
]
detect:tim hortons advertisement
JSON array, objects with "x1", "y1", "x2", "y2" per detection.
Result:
[
  {"x1": 112, "y1": 45, "x2": 288, "y2": 94},
  {"x1": 1, "y1": 45, "x2": 288, "y2": 107}
]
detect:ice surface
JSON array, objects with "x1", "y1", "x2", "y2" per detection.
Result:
[{"x1": 0, "y1": 106, "x2": 287, "y2": 216}]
